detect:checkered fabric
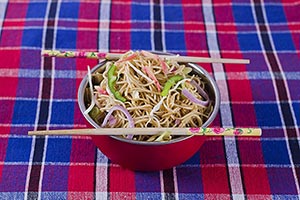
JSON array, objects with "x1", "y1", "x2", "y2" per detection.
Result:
[{"x1": 0, "y1": 0, "x2": 299, "y2": 199}]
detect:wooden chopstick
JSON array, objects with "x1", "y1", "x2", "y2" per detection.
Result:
[
  {"x1": 41, "y1": 50, "x2": 250, "y2": 64},
  {"x1": 28, "y1": 127, "x2": 261, "y2": 137}
]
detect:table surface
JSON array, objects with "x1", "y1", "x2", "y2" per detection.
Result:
[{"x1": 0, "y1": 1, "x2": 300, "y2": 199}]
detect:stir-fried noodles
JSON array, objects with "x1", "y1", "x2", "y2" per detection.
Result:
[{"x1": 84, "y1": 50, "x2": 214, "y2": 142}]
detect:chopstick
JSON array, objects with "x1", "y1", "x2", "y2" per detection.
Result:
[
  {"x1": 41, "y1": 50, "x2": 250, "y2": 64},
  {"x1": 28, "y1": 127, "x2": 261, "y2": 137}
]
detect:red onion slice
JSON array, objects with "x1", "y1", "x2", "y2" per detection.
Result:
[
  {"x1": 182, "y1": 88, "x2": 209, "y2": 107},
  {"x1": 101, "y1": 105, "x2": 134, "y2": 139}
]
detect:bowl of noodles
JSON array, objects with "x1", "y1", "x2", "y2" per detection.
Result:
[{"x1": 78, "y1": 50, "x2": 220, "y2": 171}]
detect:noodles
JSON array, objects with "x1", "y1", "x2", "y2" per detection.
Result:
[{"x1": 85, "y1": 50, "x2": 214, "y2": 142}]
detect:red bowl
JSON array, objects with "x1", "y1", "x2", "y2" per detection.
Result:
[{"x1": 78, "y1": 60, "x2": 220, "y2": 171}]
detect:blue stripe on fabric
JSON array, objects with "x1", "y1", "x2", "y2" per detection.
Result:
[
  {"x1": 22, "y1": 29, "x2": 43, "y2": 47},
  {"x1": 135, "y1": 172, "x2": 161, "y2": 192},
  {"x1": 20, "y1": 50, "x2": 42, "y2": 69},
  {"x1": 5, "y1": 138, "x2": 32, "y2": 162},
  {"x1": 267, "y1": 167, "x2": 298, "y2": 195},
  {"x1": 26, "y1": 2, "x2": 47, "y2": 18},
  {"x1": 265, "y1": 5, "x2": 286, "y2": 23},
  {"x1": 45, "y1": 138, "x2": 71, "y2": 162},
  {"x1": 56, "y1": 30, "x2": 77, "y2": 49},
  {"x1": 232, "y1": 5, "x2": 255, "y2": 23},
  {"x1": 262, "y1": 140, "x2": 291, "y2": 165},
  {"x1": 0, "y1": 166, "x2": 28, "y2": 191},
  {"x1": 164, "y1": 32, "x2": 186, "y2": 51},
  {"x1": 237, "y1": 33, "x2": 262, "y2": 51},
  {"x1": 53, "y1": 79, "x2": 77, "y2": 99},
  {"x1": 15, "y1": 78, "x2": 39, "y2": 98},
  {"x1": 254, "y1": 103, "x2": 282, "y2": 127},
  {"x1": 164, "y1": 5, "x2": 183, "y2": 22},
  {"x1": 131, "y1": 31, "x2": 152, "y2": 50},
  {"x1": 163, "y1": 5, "x2": 186, "y2": 51},
  {"x1": 12, "y1": 100, "x2": 37, "y2": 124},
  {"x1": 250, "y1": 80, "x2": 276, "y2": 101},
  {"x1": 50, "y1": 101, "x2": 75, "y2": 124},
  {"x1": 59, "y1": 2, "x2": 79, "y2": 18},
  {"x1": 42, "y1": 166, "x2": 69, "y2": 191},
  {"x1": 176, "y1": 167, "x2": 203, "y2": 194},
  {"x1": 271, "y1": 33, "x2": 296, "y2": 51},
  {"x1": 292, "y1": 102, "x2": 300, "y2": 126},
  {"x1": 132, "y1": 4, "x2": 150, "y2": 20}
]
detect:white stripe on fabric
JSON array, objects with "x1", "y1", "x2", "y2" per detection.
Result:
[
  {"x1": 96, "y1": 150, "x2": 108, "y2": 198},
  {"x1": 202, "y1": 2, "x2": 245, "y2": 199},
  {"x1": 159, "y1": 171, "x2": 165, "y2": 200},
  {"x1": 96, "y1": 1, "x2": 111, "y2": 199},
  {"x1": 150, "y1": 0, "x2": 155, "y2": 50},
  {"x1": 160, "y1": 0, "x2": 166, "y2": 52},
  {"x1": 38, "y1": 1, "x2": 61, "y2": 199},
  {"x1": 173, "y1": 167, "x2": 179, "y2": 200},
  {"x1": 0, "y1": 0, "x2": 8, "y2": 38},
  {"x1": 98, "y1": 1, "x2": 111, "y2": 52},
  {"x1": 250, "y1": 1, "x2": 300, "y2": 196}
]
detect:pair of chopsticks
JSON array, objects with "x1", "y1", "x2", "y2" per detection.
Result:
[
  {"x1": 41, "y1": 50, "x2": 250, "y2": 64},
  {"x1": 28, "y1": 127, "x2": 261, "y2": 137}
]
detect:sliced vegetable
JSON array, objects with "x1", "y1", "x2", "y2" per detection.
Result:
[
  {"x1": 117, "y1": 52, "x2": 137, "y2": 63},
  {"x1": 108, "y1": 64, "x2": 126, "y2": 102},
  {"x1": 161, "y1": 75, "x2": 183, "y2": 96},
  {"x1": 150, "y1": 96, "x2": 166, "y2": 117},
  {"x1": 101, "y1": 105, "x2": 134, "y2": 128},
  {"x1": 182, "y1": 88, "x2": 209, "y2": 107},
  {"x1": 142, "y1": 65, "x2": 161, "y2": 92},
  {"x1": 190, "y1": 80, "x2": 209, "y2": 100},
  {"x1": 141, "y1": 50, "x2": 168, "y2": 74},
  {"x1": 95, "y1": 85, "x2": 108, "y2": 95}
]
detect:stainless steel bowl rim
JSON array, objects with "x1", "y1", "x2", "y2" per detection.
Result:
[{"x1": 78, "y1": 56, "x2": 220, "y2": 146}]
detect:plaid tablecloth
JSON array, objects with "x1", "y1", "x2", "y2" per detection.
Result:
[{"x1": 0, "y1": 0, "x2": 300, "y2": 199}]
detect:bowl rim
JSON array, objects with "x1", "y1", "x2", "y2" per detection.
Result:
[{"x1": 78, "y1": 56, "x2": 220, "y2": 146}]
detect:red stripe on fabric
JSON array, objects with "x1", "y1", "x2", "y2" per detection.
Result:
[
  {"x1": 68, "y1": 165, "x2": 95, "y2": 191},
  {"x1": 0, "y1": 100, "x2": 15, "y2": 127},
  {"x1": 231, "y1": 103, "x2": 257, "y2": 126},
  {"x1": 0, "y1": 164, "x2": 3, "y2": 181},
  {"x1": 0, "y1": 77, "x2": 18, "y2": 97},
  {"x1": 75, "y1": 1, "x2": 99, "y2": 126},
  {"x1": 200, "y1": 140, "x2": 230, "y2": 194},
  {"x1": 238, "y1": 140, "x2": 271, "y2": 195},
  {"x1": 70, "y1": 139, "x2": 95, "y2": 163},
  {"x1": 0, "y1": 137, "x2": 9, "y2": 180},
  {"x1": 78, "y1": 2, "x2": 100, "y2": 20},
  {"x1": 0, "y1": 3, "x2": 27, "y2": 47},
  {"x1": 4, "y1": 2, "x2": 28, "y2": 18},
  {"x1": 110, "y1": 3, "x2": 131, "y2": 51},
  {"x1": 242, "y1": 167, "x2": 271, "y2": 195},
  {"x1": 0, "y1": 50, "x2": 21, "y2": 69},
  {"x1": 281, "y1": 1, "x2": 300, "y2": 56},
  {"x1": 227, "y1": 80, "x2": 253, "y2": 102},
  {"x1": 201, "y1": 166, "x2": 231, "y2": 194},
  {"x1": 77, "y1": 21, "x2": 99, "y2": 29},
  {"x1": 109, "y1": 166, "x2": 136, "y2": 193},
  {"x1": 2, "y1": 20, "x2": 25, "y2": 27},
  {"x1": 110, "y1": 21, "x2": 131, "y2": 30}
]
